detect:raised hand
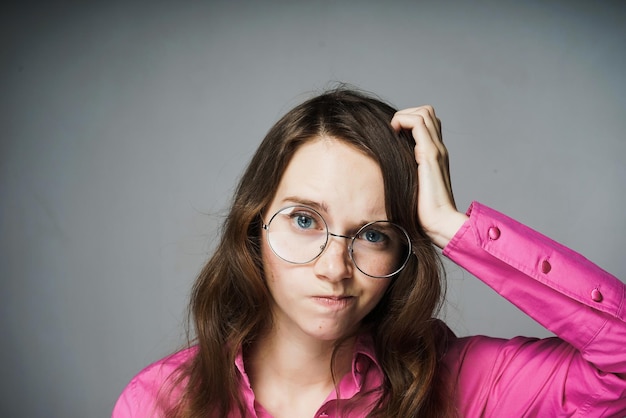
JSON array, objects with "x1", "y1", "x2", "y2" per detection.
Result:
[{"x1": 390, "y1": 106, "x2": 468, "y2": 248}]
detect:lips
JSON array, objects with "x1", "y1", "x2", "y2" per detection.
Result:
[
  {"x1": 312, "y1": 295, "x2": 355, "y2": 309},
  {"x1": 314, "y1": 294, "x2": 353, "y2": 300}
]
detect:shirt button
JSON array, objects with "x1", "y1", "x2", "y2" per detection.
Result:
[
  {"x1": 541, "y1": 260, "x2": 551, "y2": 274},
  {"x1": 488, "y1": 227, "x2": 501, "y2": 240},
  {"x1": 591, "y1": 288, "x2": 603, "y2": 302},
  {"x1": 355, "y1": 360, "x2": 362, "y2": 374}
]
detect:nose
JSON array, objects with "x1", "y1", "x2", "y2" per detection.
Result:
[{"x1": 313, "y1": 234, "x2": 353, "y2": 282}]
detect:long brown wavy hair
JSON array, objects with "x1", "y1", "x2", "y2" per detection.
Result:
[{"x1": 164, "y1": 88, "x2": 454, "y2": 417}]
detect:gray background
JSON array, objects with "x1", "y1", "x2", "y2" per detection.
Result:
[{"x1": 2, "y1": 1, "x2": 625, "y2": 416}]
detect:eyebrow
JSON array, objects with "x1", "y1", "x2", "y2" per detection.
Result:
[
  {"x1": 281, "y1": 196, "x2": 330, "y2": 213},
  {"x1": 279, "y1": 196, "x2": 389, "y2": 226}
]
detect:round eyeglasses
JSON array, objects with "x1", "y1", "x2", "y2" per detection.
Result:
[{"x1": 262, "y1": 205, "x2": 413, "y2": 278}]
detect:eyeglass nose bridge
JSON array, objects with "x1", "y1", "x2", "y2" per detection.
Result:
[{"x1": 319, "y1": 231, "x2": 356, "y2": 255}]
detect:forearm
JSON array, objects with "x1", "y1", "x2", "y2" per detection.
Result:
[{"x1": 443, "y1": 201, "x2": 626, "y2": 373}]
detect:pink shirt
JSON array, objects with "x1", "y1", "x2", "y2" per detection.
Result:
[{"x1": 113, "y1": 202, "x2": 626, "y2": 417}]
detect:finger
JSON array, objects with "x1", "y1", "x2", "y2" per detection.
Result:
[
  {"x1": 408, "y1": 108, "x2": 448, "y2": 171},
  {"x1": 391, "y1": 106, "x2": 429, "y2": 130},
  {"x1": 391, "y1": 112, "x2": 444, "y2": 165},
  {"x1": 393, "y1": 109, "x2": 454, "y2": 199},
  {"x1": 390, "y1": 113, "x2": 435, "y2": 147},
  {"x1": 416, "y1": 105, "x2": 441, "y2": 139},
  {"x1": 392, "y1": 106, "x2": 442, "y2": 149}
]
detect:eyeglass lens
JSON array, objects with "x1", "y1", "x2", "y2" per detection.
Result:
[{"x1": 264, "y1": 205, "x2": 411, "y2": 278}]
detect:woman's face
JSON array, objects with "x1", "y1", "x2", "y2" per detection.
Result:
[{"x1": 261, "y1": 138, "x2": 392, "y2": 343}]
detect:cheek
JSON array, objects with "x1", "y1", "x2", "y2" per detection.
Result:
[
  {"x1": 375, "y1": 283, "x2": 391, "y2": 303},
  {"x1": 261, "y1": 239, "x2": 294, "y2": 298},
  {"x1": 363, "y1": 280, "x2": 391, "y2": 308}
]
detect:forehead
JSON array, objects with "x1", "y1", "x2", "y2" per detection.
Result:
[{"x1": 271, "y1": 137, "x2": 387, "y2": 222}]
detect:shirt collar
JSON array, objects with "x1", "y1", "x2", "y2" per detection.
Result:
[
  {"x1": 340, "y1": 332, "x2": 383, "y2": 400},
  {"x1": 234, "y1": 333, "x2": 383, "y2": 401}
]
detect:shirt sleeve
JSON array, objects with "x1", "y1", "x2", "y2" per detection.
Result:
[
  {"x1": 111, "y1": 378, "x2": 141, "y2": 418},
  {"x1": 112, "y1": 374, "x2": 157, "y2": 418},
  {"x1": 111, "y1": 348, "x2": 193, "y2": 418},
  {"x1": 442, "y1": 201, "x2": 626, "y2": 417},
  {"x1": 112, "y1": 365, "x2": 165, "y2": 418}
]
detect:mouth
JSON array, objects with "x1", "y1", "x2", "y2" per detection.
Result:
[{"x1": 312, "y1": 295, "x2": 355, "y2": 309}]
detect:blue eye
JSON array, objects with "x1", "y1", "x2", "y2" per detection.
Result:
[
  {"x1": 296, "y1": 215, "x2": 314, "y2": 229},
  {"x1": 363, "y1": 229, "x2": 386, "y2": 243}
]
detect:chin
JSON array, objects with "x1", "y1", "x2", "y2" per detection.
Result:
[{"x1": 302, "y1": 321, "x2": 357, "y2": 342}]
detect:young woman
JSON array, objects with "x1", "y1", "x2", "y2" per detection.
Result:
[{"x1": 113, "y1": 89, "x2": 626, "y2": 417}]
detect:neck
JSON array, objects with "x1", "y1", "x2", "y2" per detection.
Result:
[
  {"x1": 245, "y1": 325, "x2": 356, "y2": 418},
  {"x1": 247, "y1": 326, "x2": 355, "y2": 389}
]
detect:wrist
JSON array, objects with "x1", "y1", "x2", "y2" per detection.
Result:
[{"x1": 425, "y1": 211, "x2": 468, "y2": 249}]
